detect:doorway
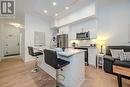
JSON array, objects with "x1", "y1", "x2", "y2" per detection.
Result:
[
  {"x1": 4, "y1": 34, "x2": 20, "y2": 57},
  {"x1": 2, "y1": 24, "x2": 20, "y2": 57}
]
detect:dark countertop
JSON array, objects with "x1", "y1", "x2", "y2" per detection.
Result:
[{"x1": 74, "y1": 46, "x2": 96, "y2": 49}]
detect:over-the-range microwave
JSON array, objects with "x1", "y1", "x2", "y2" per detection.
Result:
[{"x1": 76, "y1": 31, "x2": 90, "y2": 40}]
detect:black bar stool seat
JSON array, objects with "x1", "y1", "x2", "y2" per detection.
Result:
[
  {"x1": 44, "y1": 49, "x2": 70, "y2": 87},
  {"x1": 33, "y1": 52, "x2": 43, "y2": 56},
  {"x1": 28, "y1": 46, "x2": 43, "y2": 73},
  {"x1": 56, "y1": 58, "x2": 70, "y2": 69},
  {"x1": 28, "y1": 46, "x2": 43, "y2": 57}
]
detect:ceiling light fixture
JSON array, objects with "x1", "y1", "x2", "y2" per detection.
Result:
[
  {"x1": 65, "y1": 6, "x2": 69, "y2": 10},
  {"x1": 55, "y1": 13, "x2": 58, "y2": 16},
  {"x1": 9, "y1": 23, "x2": 24, "y2": 28},
  {"x1": 44, "y1": 10, "x2": 48, "y2": 14},
  {"x1": 53, "y1": 2, "x2": 57, "y2": 6}
]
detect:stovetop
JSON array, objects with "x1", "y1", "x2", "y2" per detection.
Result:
[
  {"x1": 75, "y1": 46, "x2": 96, "y2": 49},
  {"x1": 74, "y1": 46, "x2": 88, "y2": 50}
]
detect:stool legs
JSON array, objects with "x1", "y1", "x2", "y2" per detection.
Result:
[
  {"x1": 55, "y1": 70, "x2": 65, "y2": 87},
  {"x1": 56, "y1": 70, "x2": 59, "y2": 87},
  {"x1": 117, "y1": 74, "x2": 122, "y2": 87},
  {"x1": 31, "y1": 57, "x2": 39, "y2": 73}
]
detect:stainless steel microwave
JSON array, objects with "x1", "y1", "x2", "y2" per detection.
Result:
[{"x1": 76, "y1": 32, "x2": 90, "y2": 40}]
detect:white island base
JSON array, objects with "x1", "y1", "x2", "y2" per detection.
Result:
[{"x1": 39, "y1": 49, "x2": 85, "y2": 87}]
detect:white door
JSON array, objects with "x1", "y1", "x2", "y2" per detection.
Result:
[{"x1": 4, "y1": 34, "x2": 20, "y2": 56}]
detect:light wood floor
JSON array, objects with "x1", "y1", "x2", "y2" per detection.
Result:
[
  {"x1": 0, "y1": 57, "x2": 130, "y2": 87},
  {"x1": 81, "y1": 66, "x2": 130, "y2": 87},
  {"x1": 0, "y1": 57, "x2": 55, "y2": 87}
]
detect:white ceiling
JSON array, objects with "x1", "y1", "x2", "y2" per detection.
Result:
[{"x1": 1, "y1": 0, "x2": 95, "y2": 23}]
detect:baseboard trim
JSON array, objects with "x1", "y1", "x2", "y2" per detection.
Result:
[{"x1": 4, "y1": 54, "x2": 20, "y2": 57}]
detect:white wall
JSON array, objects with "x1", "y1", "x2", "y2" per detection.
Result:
[
  {"x1": 20, "y1": 28, "x2": 25, "y2": 61},
  {"x1": 0, "y1": 24, "x2": 2, "y2": 61},
  {"x1": 96, "y1": 0, "x2": 130, "y2": 46},
  {"x1": 24, "y1": 14, "x2": 56, "y2": 78},
  {"x1": 24, "y1": 14, "x2": 52, "y2": 62}
]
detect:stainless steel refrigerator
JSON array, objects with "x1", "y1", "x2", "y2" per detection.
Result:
[{"x1": 57, "y1": 34, "x2": 68, "y2": 48}]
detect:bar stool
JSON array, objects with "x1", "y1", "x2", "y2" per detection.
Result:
[
  {"x1": 28, "y1": 46, "x2": 43, "y2": 73},
  {"x1": 44, "y1": 49, "x2": 70, "y2": 87}
]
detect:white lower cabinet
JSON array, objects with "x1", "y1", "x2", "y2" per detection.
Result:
[{"x1": 88, "y1": 47, "x2": 96, "y2": 66}]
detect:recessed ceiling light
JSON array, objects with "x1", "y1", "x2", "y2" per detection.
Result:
[
  {"x1": 65, "y1": 6, "x2": 69, "y2": 10},
  {"x1": 53, "y1": 2, "x2": 57, "y2": 6},
  {"x1": 44, "y1": 10, "x2": 48, "y2": 14},
  {"x1": 55, "y1": 13, "x2": 58, "y2": 16}
]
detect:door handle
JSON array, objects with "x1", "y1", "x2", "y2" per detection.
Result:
[
  {"x1": 18, "y1": 43, "x2": 19, "y2": 46},
  {"x1": 6, "y1": 51, "x2": 8, "y2": 54}
]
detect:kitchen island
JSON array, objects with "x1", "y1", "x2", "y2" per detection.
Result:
[{"x1": 39, "y1": 48, "x2": 85, "y2": 87}]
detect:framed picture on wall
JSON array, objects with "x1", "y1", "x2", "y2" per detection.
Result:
[{"x1": 34, "y1": 31, "x2": 45, "y2": 47}]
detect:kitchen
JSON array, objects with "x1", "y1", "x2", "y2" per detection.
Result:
[
  {"x1": 51, "y1": 18, "x2": 97, "y2": 67},
  {"x1": 37, "y1": 18, "x2": 98, "y2": 87}
]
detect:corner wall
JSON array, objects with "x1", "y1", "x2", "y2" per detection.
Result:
[
  {"x1": 96, "y1": 0, "x2": 130, "y2": 46},
  {"x1": 24, "y1": 14, "x2": 52, "y2": 62}
]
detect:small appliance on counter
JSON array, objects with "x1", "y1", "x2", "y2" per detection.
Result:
[
  {"x1": 90, "y1": 44, "x2": 96, "y2": 47},
  {"x1": 72, "y1": 42, "x2": 76, "y2": 48}
]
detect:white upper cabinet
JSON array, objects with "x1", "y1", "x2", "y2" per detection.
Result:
[
  {"x1": 70, "y1": 32, "x2": 76, "y2": 40},
  {"x1": 69, "y1": 19, "x2": 97, "y2": 40},
  {"x1": 89, "y1": 28, "x2": 97, "y2": 39},
  {"x1": 58, "y1": 26, "x2": 69, "y2": 35}
]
